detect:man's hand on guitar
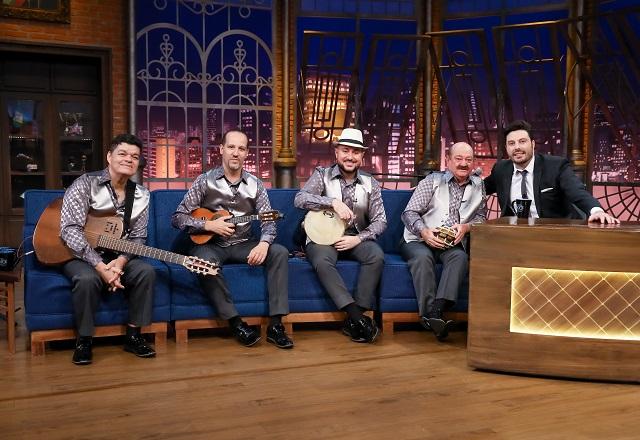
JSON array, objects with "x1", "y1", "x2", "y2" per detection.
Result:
[
  {"x1": 247, "y1": 241, "x2": 269, "y2": 266},
  {"x1": 205, "y1": 215, "x2": 235, "y2": 237},
  {"x1": 334, "y1": 235, "x2": 361, "y2": 252},
  {"x1": 331, "y1": 199, "x2": 354, "y2": 223}
]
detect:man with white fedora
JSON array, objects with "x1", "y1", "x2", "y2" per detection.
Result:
[{"x1": 294, "y1": 128, "x2": 387, "y2": 343}]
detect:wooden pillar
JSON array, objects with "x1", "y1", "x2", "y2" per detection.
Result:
[
  {"x1": 419, "y1": 0, "x2": 443, "y2": 175},
  {"x1": 273, "y1": 0, "x2": 297, "y2": 188},
  {"x1": 415, "y1": 0, "x2": 427, "y2": 178},
  {"x1": 566, "y1": 0, "x2": 590, "y2": 180}
]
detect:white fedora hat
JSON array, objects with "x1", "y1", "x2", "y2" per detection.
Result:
[{"x1": 336, "y1": 128, "x2": 367, "y2": 149}]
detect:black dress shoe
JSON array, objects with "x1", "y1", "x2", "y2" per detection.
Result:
[
  {"x1": 267, "y1": 323, "x2": 294, "y2": 349},
  {"x1": 342, "y1": 318, "x2": 366, "y2": 343},
  {"x1": 425, "y1": 318, "x2": 455, "y2": 341},
  {"x1": 123, "y1": 335, "x2": 156, "y2": 358},
  {"x1": 231, "y1": 321, "x2": 261, "y2": 347},
  {"x1": 419, "y1": 316, "x2": 432, "y2": 331},
  {"x1": 356, "y1": 316, "x2": 380, "y2": 343},
  {"x1": 72, "y1": 336, "x2": 93, "y2": 365}
]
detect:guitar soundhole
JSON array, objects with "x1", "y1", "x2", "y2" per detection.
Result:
[{"x1": 323, "y1": 210, "x2": 335, "y2": 219}]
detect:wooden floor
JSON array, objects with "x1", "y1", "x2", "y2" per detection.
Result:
[{"x1": 1, "y1": 283, "x2": 640, "y2": 439}]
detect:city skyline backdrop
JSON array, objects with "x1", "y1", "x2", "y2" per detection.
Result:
[{"x1": 134, "y1": 1, "x2": 639, "y2": 193}]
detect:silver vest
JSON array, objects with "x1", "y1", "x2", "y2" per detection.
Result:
[
  {"x1": 89, "y1": 177, "x2": 150, "y2": 237},
  {"x1": 202, "y1": 169, "x2": 259, "y2": 245},
  {"x1": 403, "y1": 173, "x2": 484, "y2": 249},
  {"x1": 322, "y1": 166, "x2": 372, "y2": 233}
]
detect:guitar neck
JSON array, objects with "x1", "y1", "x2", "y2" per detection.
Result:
[
  {"x1": 95, "y1": 235, "x2": 187, "y2": 266},
  {"x1": 228, "y1": 214, "x2": 260, "y2": 224}
]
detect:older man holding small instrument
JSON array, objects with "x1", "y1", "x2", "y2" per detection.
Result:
[
  {"x1": 294, "y1": 128, "x2": 386, "y2": 344},
  {"x1": 60, "y1": 134, "x2": 156, "y2": 365},
  {"x1": 172, "y1": 129, "x2": 293, "y2": 349},
  {"x1": 400, "y1": 142, "x2": 486, "y2": 341}
]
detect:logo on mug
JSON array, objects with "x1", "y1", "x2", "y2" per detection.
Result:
[{"x1": 511, "y1": 199, "x2": 532, "y2": 218}]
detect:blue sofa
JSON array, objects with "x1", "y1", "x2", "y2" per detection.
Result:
[
  {"x1": 23, "y1": 190, "x2": 171, "y2": 354},
  {"x1": 22, "y1": 187, "x2": 469, "y2": 351}
]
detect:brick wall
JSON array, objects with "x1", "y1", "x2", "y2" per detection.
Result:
[{"x1": 0, "y1": 0, "x2": 129, "y2": 134}]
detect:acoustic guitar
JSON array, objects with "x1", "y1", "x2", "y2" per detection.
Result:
[
  {"x1": 33, "y1": 199, "x2": 219, "y2": 276},
  {"x1": 189, "y1": 207, "x2": 283, "y2": 244}
]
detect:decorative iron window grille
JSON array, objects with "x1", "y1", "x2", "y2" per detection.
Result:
[{"x1": 134, "y1": 0, "x2": 274, "y2": 190}]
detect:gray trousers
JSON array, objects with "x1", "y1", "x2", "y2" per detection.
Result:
[
  {"x1": 191, "y1": 240, "x2": 289, "y2": 320},
  {"x1": 399, "y1": 240, "x2": 468, "y2": 317},
  {"x1": 62, "y1": 258, "x2": 155, "y2": 337},
  {"x1": 305, "y1": 240, "x2": 384, "y2": 310}
]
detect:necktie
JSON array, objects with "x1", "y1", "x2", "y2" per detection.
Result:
[{"x1": 519, "y1": 170, "x2": 528, "y2": 199}]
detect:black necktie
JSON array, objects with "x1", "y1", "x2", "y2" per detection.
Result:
[{"x1": 519, "y1": 170, "x2": 528, "y2": 199}]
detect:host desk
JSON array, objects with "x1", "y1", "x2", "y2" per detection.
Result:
[{"x1": 468, "y1": 218, "x2": 640, "y2": 382}]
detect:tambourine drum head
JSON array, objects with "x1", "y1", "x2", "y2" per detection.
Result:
[{"x1": 304, "y1": 210, "x2": 345, "y2": 245}]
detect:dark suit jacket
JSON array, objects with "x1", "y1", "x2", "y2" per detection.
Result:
[{"x1": 484, "y1": 154, "x2": 601, "y2": 218}]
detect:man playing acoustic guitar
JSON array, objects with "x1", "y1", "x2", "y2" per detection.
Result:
[
  {"x1": 172, "y1": 129, "x2": 293, "y2": 349},
  {"x1": 294, "y1": 128, "x2": 387, "y2": 344},
  {"x1": 60, "y1": 134, "x2": 157, "y2": 365}
]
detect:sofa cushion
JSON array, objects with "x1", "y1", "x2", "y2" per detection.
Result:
[
  {"x1": 169, "y1": 263, "x2": 270, "y2": 320},
  {"x1": 148, "y1": 190, "x2": 188, "y2": 251},
  {"x1": 288, "y1": 257, "x2": 360, "y2": 312},
  {"x1": 266, "y1": 189, "x2": 306, "y2": 252},
  {"x1": 378, "y1": 189, "x2": 412, "y2": 254}
]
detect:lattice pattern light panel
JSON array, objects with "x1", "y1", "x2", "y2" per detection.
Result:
[{"x1": 510, "y1": 267, "x2": 640, "y2": 340}]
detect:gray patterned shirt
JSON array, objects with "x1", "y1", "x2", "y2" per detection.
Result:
[
  {"x1": 294, "y1": 165, "x2": 387, "y2": 241},
  {"x1": 171, "y1": 167, "x2": 276, "y2": 245},
  {"x1": 60, "y1": 168, "x2": 149, "y2": 267},
  {"x1": 402, "y1": 170, "x2": 487, "y2": 237}
]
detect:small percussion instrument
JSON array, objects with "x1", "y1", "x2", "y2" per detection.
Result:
[
  {"x1": 435, "y1": 225, "x2": 457, "y2": 249},
  {"x1": 303, "y1": 209, "x2": 346, "y2": 245}
]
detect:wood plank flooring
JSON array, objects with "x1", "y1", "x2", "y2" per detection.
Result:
[{"x1": 1, "y1": 283, "x2": 640, "y2": 439}]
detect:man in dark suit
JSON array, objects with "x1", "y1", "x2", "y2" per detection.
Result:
[{"x1": 484, "y1": 120, "x2": 619, "y2": 223}]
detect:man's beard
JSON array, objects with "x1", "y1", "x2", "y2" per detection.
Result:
[
  {"x1": 337, "y1": 161, "x2": 358, "y2": 175},
  {"x1": 510, "y1": 151, "x2": 529, "y2": 163}
]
